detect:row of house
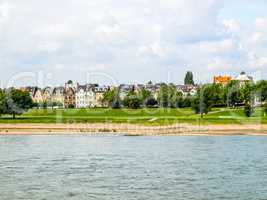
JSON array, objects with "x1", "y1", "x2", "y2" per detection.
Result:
[
  {"x1": 20, "y1": 81, "x2": 199, "y2": 109},
  {"x1": 21, "y1": 81, "x2": 110, "y2": 108}
]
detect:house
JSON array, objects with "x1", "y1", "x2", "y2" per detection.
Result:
[
  {"x1": 42, "y1": 87, "x2": 53, "y2": 103},
  {"x1": 51, "y1": 87, "x2": 65, "y2": 107},
  {"x1": 32, "y1": 87, "x2": 43, "y2": 103},
  {"x1": 75, "y1": 85, "x2": 96, "y2": 108},
  {"x1": 214, "y1": 76, "x2": 232, "y2": 86},
  {"x1": 234, "y1": 72, "x2": 253, "y2": 86},
  {"x1": 64, "y1": 81, "x2": 77, "y2": 108},
  {"x1": 177, "y1": 85, "x2": 198, "y2": 96},
  {"x1": 94, "y1": 86, "x2": 109, "y2": 107},
  {"x1": 19, "y1": 86, "x2": 36, "y2": 98},
  {"x1": 118, "y1": 84, "x2": 135, "y2": 100},
  {"x1": 64, "y1": 87, "x2": 76, "y2": 108}
]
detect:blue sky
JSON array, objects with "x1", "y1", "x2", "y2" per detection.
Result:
[
  {"x1": 0, "y1": 0, "x2": 267, "y2": 87},
  {"x1": 221, "y1": 0, "x2": 267, "y2": 23}
]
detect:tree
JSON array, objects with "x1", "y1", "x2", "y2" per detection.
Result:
[
  {"x1": 102, "y1": 88, "x2": 120, "y2": 108},
  {"x1": 256, "y1": 80, "x2": 267, "y2": 103},
  {"x1": 138, "y1": 88, "x2": 152, "y2": 105},
  {"x1": 157, "y1": 84, "x2": 183, "y2": 108},
  {"x1": 157, "y1": 84, "x2": 170, "y2": 108},
  {"x1": 4, "y1": 88, "x2": 33, "y2": 119},
  {"x1": 123, "y1": 91, "x2": 142, "y2": 109},
  {"x1": 263, "y1": 103, "x2": 267, "y2": 116},
  {"x1": 209, "y1": 83, "x2": 225, "y2": 107},
  {"x1": 244, "y1": 103, "x2": 254, "y2": 117},
  {"x1": 0, "y1": 89, "x2": 6, "y2": 115},
  {"x1": 184, "y1": 71, "x2": 194, "y2": 85},
  {"x1": 241, "y1": 83, "x2": 255, "y2": 104},
  {"x1": 177, "y1": 96, "x2": 193, "y2": 108},
  {"x1": 225, "y1": 80, "x2": 243, "y2": 108},
  {"x1": 67, "y1": 80, "x2": 73, "y2": 84},
  {"x1": 169, "y1": 85, "x2": 183, "y2": 108},
  {"x1": 192, "y1": 96, "x2": 210, "y2": 118},
  {"x1": 128, "y1": 97, "x2": 141, "y2": 109},
  {"x1": 192, "y1": 84, "x2": 222, "y2": 118}
]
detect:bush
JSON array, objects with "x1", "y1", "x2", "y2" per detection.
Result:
[
  {"x1": 112, "y1": 100, "x2": 121, "y2": 109},
  {"x1": 145, "y1": 97, "x2": 158, "y2": 107}
]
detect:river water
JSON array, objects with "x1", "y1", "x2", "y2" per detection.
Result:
[{"x1": 0, "y1": 135, "x2": 267, "y2": 200}]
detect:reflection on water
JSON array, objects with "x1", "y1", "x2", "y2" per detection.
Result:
[{"x1": 0, "y1": 135, "x2": 267, "y2": 200}]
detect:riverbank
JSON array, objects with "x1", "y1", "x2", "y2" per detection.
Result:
[{"x1": 1, "y1": 123, "x2": 267, "y2": 136}]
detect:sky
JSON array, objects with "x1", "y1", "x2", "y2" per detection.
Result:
[{"x1": 0, "y1": 0, "x2": 267, "y2": 87}]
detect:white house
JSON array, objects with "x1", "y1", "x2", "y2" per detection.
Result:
[
  {"x1": 234, "y1": 72, "x2": 253, "y2": 86},
  {"x1": 177, "y1": 85, "x2": 198, "y2": 96},
  {"x1": 75, "y1": 85, "x2": 96, "y2": 108}
]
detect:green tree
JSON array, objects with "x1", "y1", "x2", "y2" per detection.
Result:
[
  {"x1": 192, "y1": 84, "x2": 223, "y2": 118},
  {"x1": 0, "y1": 89, "x2": 6, "y2": 115},
  {"x1": 157, "y1": 84, "x2": 183, "y2": 108},
  {"x1": 102, "y1": 88, "x2": 120, "y2": 108},
  {"x1": 4, "y1": 88, "x2": 33, "y2": 119},
  {"x1": 241, "y1": 83, "x2": 255, "y2": 104},
  {"x1": 244, "y1": 103, "x2": 254, "y2": 117},
  {"x1": 67, "y1": 80, "x2": 73, "y2": 84},
  {"x1": 184, "y1": 71, "x2": 194, "y2": 85},
  {"x1": 256, "y1": 80, "x2": 267, "y2": 103},
  {"x1": 225, "y1": 80, "x2": 243, "y2": 108},
  {"x1": 123, "y1": 91, "x2": 142, "y2": 109},
  {"x1": 157, "y1": 84, "x2": 169, "y2": 107},
  {"x1": 169, "y1": 86, "x2": 183, "y2": 108},
  {"x1": 263, "y1": 103, "x2": 267, "y2": 116},
  {"x1": 138, "y1": 88, "x2": 152, "y2": 105},
  {"x1": 177, "y1": 95, "x2": 193, "y2": 108}
]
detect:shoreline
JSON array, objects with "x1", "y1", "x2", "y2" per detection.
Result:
[{"x1": 1, "y1": 123, "x2": 267, "y2": 136}]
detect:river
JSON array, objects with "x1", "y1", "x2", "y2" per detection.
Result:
[{"x1": 0, "y1": 135, "x2": 267, "y2": 200}]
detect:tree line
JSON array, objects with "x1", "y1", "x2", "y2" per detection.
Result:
[
  {"x1": 102, "y1": 80, "x2": 267, "y2": 118},
  {"x1": 2, "y1": 71, "x2": 267, "y2": 119},
  {"x1": 193, "y1": 80, "x2": 267, "y2": 117},
  {"x1": 101, "y1": 83, "x2": 194, "y2": 109}
]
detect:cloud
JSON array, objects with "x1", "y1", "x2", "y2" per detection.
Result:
[
  {"x1": 223, "y1": 19, "x2": 241, "y2": 33},
  {"x1": 255, "y1": 17, "x2": 267, "y2": 30},
  {"x1": 0, "y1": 0, "x2": 266, "y2": 86}
]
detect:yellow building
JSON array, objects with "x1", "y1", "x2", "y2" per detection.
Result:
[{"x1": 213, "y1": 76, "x2": 232, "y2": 86}]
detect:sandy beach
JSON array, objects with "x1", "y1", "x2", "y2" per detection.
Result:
[{"x1": 1, "y1": 123, "x2": 267, "y2": 136}]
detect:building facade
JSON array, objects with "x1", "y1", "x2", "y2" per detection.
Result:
[
  {"x1": 234, "y1": 72, "x2": 253, "y2": 86},
  {"x1": 214, "y1": 76, "x2": 232, "y2": 86},
  {"x1": 51, "y1": 87, "x2": 65, "y2": 107},
  {"x1": 42, "y1": 87, "x2": 53, "y2": 103},
  {"x1": 75, "y1": 85, "x2": 96, "y2": 108},
  {"x1": 32, "y1": 87, "x2": 43, "y2": 103}
]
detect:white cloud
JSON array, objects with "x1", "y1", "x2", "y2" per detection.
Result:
[
  {"x1": 223, "y1": 19, "x2": 241, "y2": 33},
  {"x1": 0, "y1": 0, "x2": 266, "y2": 86},
  {"x1": 255, "y1": 17, "x2": 267, "y2": 30}
]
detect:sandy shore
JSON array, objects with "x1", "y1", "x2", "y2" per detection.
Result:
[{"x1": 1, "y1": 123, "x2": 267, "y2": 136}]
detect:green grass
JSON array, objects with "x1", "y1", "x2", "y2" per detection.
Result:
[{"x1": 0, "y1": 107, "x2": 267, "y2": 125}]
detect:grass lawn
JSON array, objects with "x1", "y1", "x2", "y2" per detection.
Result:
[{"x1": 0, "y1": 107, "x2": 267, "y2": 125}]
